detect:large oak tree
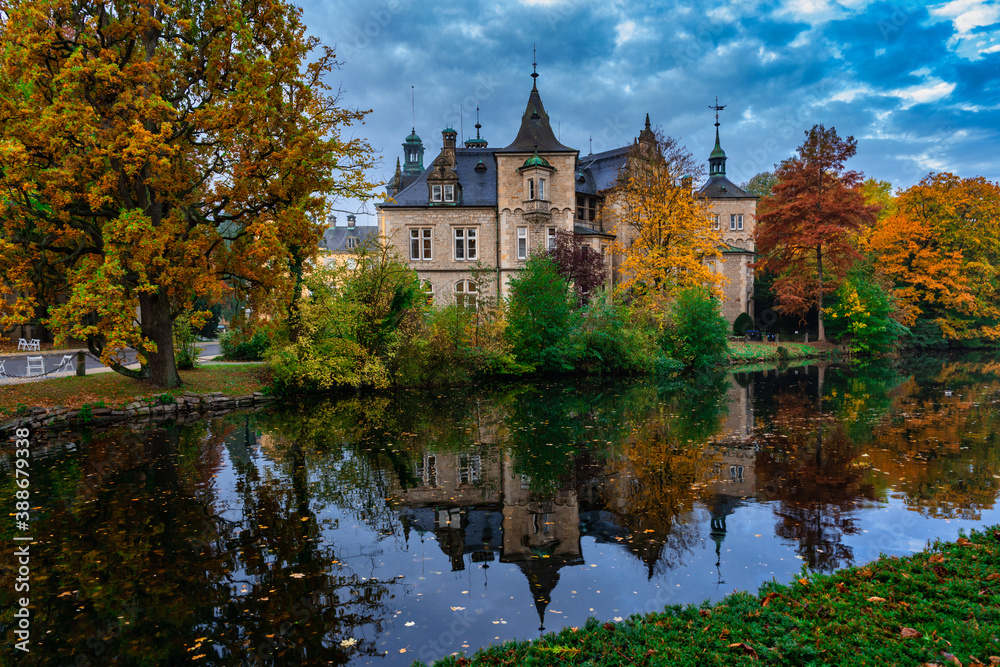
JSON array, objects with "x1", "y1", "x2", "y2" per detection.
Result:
[
  {"x1": 754, "y1": 125, "x2": 878, "y2": 341},
  {"x1": 0, "y1": 0, "x2": 375, "y2": 386}
]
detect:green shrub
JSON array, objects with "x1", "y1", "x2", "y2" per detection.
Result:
[
  {"x1": 577, "y1": 293, "x2": 666, "y2": 374},
  {"x1": 220, "y1": 330, "x2": 271, "y2": 361},
  {"x1": 825, "y1": 270, "x2": 909, "y2": 355},
  {"x1": 506, "y1": 255, "x2": 581, "y2": 373},
  {"x1": 660, "y1": 286, "x2": 729, "y2": 370},
  {"x1": 732, "y1": 312, "x2": 754, "y2": 336},
  {"x1": 173, "y1": 312, "x2": 202, "y2": 369}
]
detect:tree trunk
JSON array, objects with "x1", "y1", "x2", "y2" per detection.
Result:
[
  {"x1": 140, "y1": 288, "x2": 181, "y2": 387},
  {"x1": 815, "y1": 244, "x2": 826, "y2": 342}
]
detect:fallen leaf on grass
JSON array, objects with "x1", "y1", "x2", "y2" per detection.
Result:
[
  {"x1": 986, "y1": 574, "x2": 1000, "y2": 581},
  {"x1": 866, "y1": 596, "x2": 887, "y2": 603},
  {"x1": 761, "y1": 593, "x2": 780, "y2": 607},
  {"x1": 957, "y1": 537, "x2": 972, "y2": 547},
  {"x1": 835, "y1": 583, "x2": 846, "y2": 593},
  {"x1": 901, "y1": 627, "x2": 923, "y2": 639},
  {"x1": 940, "y1": 652, "x2": 962, "y2": 666},
  {"x1": 929, "y1": 554, "x2": 946, "y2": 564},
  {"x1": 989, "y1": 657, "x2": 1000, "y2": 665},
  {"x1": 729, "y1": 643, "x2": 759, "y2": 658}
]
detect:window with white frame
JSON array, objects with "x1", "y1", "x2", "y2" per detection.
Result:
[
  {"x1": 517, "y1": 227, "x2": 527, "y2": 260},
  {"x1": 547, "y1": 227, "x2": 557, "y2": 250},
  {"x1": 455, "y1": 279, "x2": 477, "y2": 310},
  {"x1": 431, "y1": 184, "x2": 442, "y2": 202},
  {"x1": 444, "y1": 184, "x2": 455, "y2": 202},
  {"x1": 729, "y1": 214, "x2": 736, "y2": 231},
  {"x1": 454, "y1": 228, "x2": 478, "y2": 261},
  {"x1": 410, "y1": 228, "x2": 432, "y2": 261},
  {"x1": 538, "y1": 178, "x2": 546, "y2": 200},
  {"x1": 730, "y1": 214, "x2": 744, "y2": 231},
  {"x1": 346, "y1": 236, "x2": 358, "y2": 249},
  {"x1": 528, "y1": 178, "x2": 535, "y2": 200},
  {"x1": 736, "y1": 214, "x2": 744, "y2": 231},
  {"x1": 713, "y1": 214, "x2": 720, "y2": 231}
]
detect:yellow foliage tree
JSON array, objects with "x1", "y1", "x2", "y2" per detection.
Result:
[
  {"x1": 609, "y1": 131, "x2": 724, "y2": 312},
  {"x1": 863, "y1": 173, "x2": 1000, "y2": 340},
  {"x1": 0, "y1": 0, "x2": 376, "y2": 386}
]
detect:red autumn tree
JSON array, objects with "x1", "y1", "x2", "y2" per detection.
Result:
[
  {"x1": 0, "y1": 0, "x2": 375, "y2": 387},
  {"x1": 548, "y1": 229, "x2": 607, "y2": 304},
  {"x1": 754, "y1": 125, "x2": 879, "y2": 341}
]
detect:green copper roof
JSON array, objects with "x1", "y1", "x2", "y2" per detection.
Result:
[
  {"x1": 710, "y1": 128, "x2": 726, "y2": 159},
  {"x1": 404, "y1": 131, "x2": 421, "y2": 144},
  {"x1": 522, "y1": 149, "x2": 551, "y2": 168},
  {"x1": 442, "y1": 127, "x2": 457, "y2": 134}
]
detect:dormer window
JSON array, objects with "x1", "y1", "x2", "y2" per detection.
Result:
[
  {"x1": 346, "y1": 237, "x2": 358, "y2": 249},
  {"x1": 444, "y1": 184, "x2": 455, "y2": 202},
  {"x1": 431, "y1": 185, "x2": 442, "y2": 202}
]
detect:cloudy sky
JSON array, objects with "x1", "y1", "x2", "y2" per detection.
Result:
[{"x1": 296, "y1": 0, "x2": 1000, "y2": 225}]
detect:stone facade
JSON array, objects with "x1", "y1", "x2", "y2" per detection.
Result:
[{"x1": 379, "y1": 77, "x2": 755, "y2": 320}]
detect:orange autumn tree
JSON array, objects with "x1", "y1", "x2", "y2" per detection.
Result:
[
  {"x1": 864, "y1": 173, "x2": 1000, "y2": 341},
  {"x1": 754, "y1": 125, "x2": 879, "y2": 341},
  {"x1": 610, "y1": 130, "x2": 723, "y2": 311},
  {"x1": 0, "y1": 0, "x2": 375, "y2": 386}
]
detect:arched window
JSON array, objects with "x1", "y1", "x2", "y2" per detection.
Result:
[{"x1": 455, "y1": 280, "x2": 477, "y2": 310}]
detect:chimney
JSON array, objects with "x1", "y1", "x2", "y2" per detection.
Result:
[
  {"x1": 442, "y1": 127, "x2": 457, "y2": 159},
  {"x1": 328, "y1": 214, "x2": 337, "y2": 227},
  {"x1": 347, "y1": 214, "x2": 356, "y2": 230}
]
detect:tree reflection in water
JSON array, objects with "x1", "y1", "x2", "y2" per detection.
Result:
[{"x1": 8, "y1": 357, "x2": 1000, "y2": 665}]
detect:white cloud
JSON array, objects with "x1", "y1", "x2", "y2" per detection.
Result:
[
  {"x1": 614, "y1": 19, "x2": 654, "y2": 47},
  {"x1": 892, "y1": 80, "x2": 957, "y2": 109},
  {"x1": 929, "y1": 0, "x2": 1000, "y2": 58}
]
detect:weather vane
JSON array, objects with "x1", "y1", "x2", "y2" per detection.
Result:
[{"x1": 709, "y1": 96, "x2": 726, "y2": 128}]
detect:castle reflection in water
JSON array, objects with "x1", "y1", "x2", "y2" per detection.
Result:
[{"x1": 395, "y1": 376, "x2": 757, "y2": 629}]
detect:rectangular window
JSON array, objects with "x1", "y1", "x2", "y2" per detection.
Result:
[
  {"x1": 454, "y1": 228, "x2": 478, "y2": 260},
  {"x1": 431, "y1": 185, "x2": 442, "y2": 202},
  {"x1": 730, "y1": 214, "x2": 737, "y2": 231},
  {"x1": 547, "y1": 227, "x2": 557, "y2": 250},
  {"x1": 444, "y1": 184, "x2": 454, "y2": 202},
  {"x1": 736, "y1": 214, "x2": 744, "y2": 231},
  {"x1": 410, "y1": 228, "x2": 432, "y2": 260},
  {"x1": 528, "y1": 178, "x2": 535, "y2": 200},
  {"x1": 713, "y1": 214, "x2": 720, "y2": 231},
  {"x1": 588, "y1": 197, "x2": 597, "y2": 221},
  {"x1": 576, "y1": 194, "x2": 585, "y2": 220},
  {"x1": 538, "y1": 178, "x2": 545, "y2": 200},
  {"x1": 517, "y1": 227, "x2": 527, "y2": 260}
]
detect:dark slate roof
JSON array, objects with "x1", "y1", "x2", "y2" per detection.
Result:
[
  {"x1": 382, "y1": 148, "x2": 498, "y2": 207},
  {"x1": 576, "y1": 146, "x2": 631, "y2": 194},
  {"x1": 319, "y1": 225, "x2": 379, "y2": 251},
  {"x1": 497, "y1": 84, "x2": 575, "y2": 154},
  {"x1": 700, "y1": 175, "x2": 754, "y2": 199},
  {"x1": 574, "y1": 223, "x2": 614, "y2": 238}
]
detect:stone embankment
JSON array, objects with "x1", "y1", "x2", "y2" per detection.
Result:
[{"x1": 1, "y1": 391, "x2": 277, "y2": 433}]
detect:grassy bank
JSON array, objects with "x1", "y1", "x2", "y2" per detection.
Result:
[
  {"x1": 422, "y1": 527, "x2": 1000, "y2": 666},
  {"x1": 726, "y1": 340, "x2": 838, "y2": 365},
  {"x1": 0, "y1": 364, "x2": 270, "y2": 419}
]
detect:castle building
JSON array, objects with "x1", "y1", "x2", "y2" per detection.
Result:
[{"x1": 377, "y1": 71, "x2": 756, "y2": 324}]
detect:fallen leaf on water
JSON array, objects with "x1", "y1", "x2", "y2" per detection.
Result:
[
  {"x1": 340, "y1": 638, "x2": 356, "y2": 648},
  {"x1": 289, "y1": 573, "x2": 305, "y2": 579},
  {"x1": 901, "y1": 627, "x2": 922, "y2": 639},
  {"x1": 450, "y1": 606, "x2": 466, "y2": 611},
  {"x1": 399, "y1": 649, "x2": 407, "y2": 654},
  {"x1": 404, "y1": 622, "x2": 415, "y2": 627},
  {"x1": 729, "y1": 643, "x2": 759, "y2": 658}
]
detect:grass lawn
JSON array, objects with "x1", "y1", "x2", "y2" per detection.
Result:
[
  {"x1": 727, "y1": 341, "x2": 836, "y2": 364},
  {"x1": 0, "y1": 364, "x2": 271, "y2": 418},
  {"x1": 425, "y1": 527, "x2": 1000, "y2": 666}
]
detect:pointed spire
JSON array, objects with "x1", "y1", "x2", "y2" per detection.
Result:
[
  {"x1": 708, "y1": 97, "x2": 727, "y2": 177},
  {"x1": 531, "y1": 43, "x2": 538, "y2": 91},
  {"x1": 499, "y1": 66, "x2": 574, "y2": 153},
  {"x1": 464, "y1": 104, "x2": 488, "y2": 148},
  {"x1": 645, "y1": 113, "x2": 651, "y2": 131}
]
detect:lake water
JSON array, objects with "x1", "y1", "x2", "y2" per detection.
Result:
[{"x1": 5, "y1": 355, "x2": 1000, "y2": 665}]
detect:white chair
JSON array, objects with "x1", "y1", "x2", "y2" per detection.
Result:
[
  {"x1": 57, "y1": 354, "x2": 75, "y2": 374},
  {"x1": 17, "y1": 338, "x2": 29, "y2": 351},
  {"x1": 26, "y1": 356, "x2": 44, "y2": 376},
  {"x1": 29, "y1": 339, "x2": 40, "y2": 351},
  {"x1": 0, "y1": 359, "x2": 6, "y2": 375}
]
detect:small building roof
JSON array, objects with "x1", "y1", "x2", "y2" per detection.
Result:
[
  {"x1": 319, "y1": 225, "x2": 379, "y2": 252},
  {"x1": 700, "y1": 175, "x2": 754, "y2": 199},
  {"x1": 575, "y1": 145, "x2": 631, "y2": 195},
  {"x1": 498, "y1": 83, "x2": 575, "y2": 154}
]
